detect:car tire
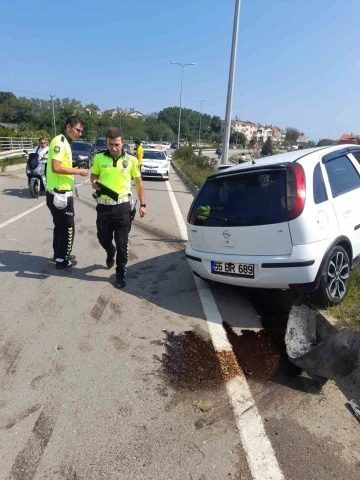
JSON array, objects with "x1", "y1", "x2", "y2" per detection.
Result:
[{"x1": 313, "y1": 245, "x2": 351, "y2": 306}]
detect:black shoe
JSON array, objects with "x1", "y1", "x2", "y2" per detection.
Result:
[
  {"x1": 106, "y1": 247, "x2": 116, "y2": 269},
  {"x1": 53, "y1": 254, "x2": 76, "y2": 263},
  {"x1": 115, "y1": 275, "x2": 126, "y2": 289},
  {"x1": 56, "y1": 259, "x2": 77, "y2": 270}
]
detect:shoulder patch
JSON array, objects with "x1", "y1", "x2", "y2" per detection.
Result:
[
  {"x1": 54, "y1": 146, "x2": 61, "y2": 153},
  {"x1": 60, "y1": 135, "x2": 65, "y2": 142}
]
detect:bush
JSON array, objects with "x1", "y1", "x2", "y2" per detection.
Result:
[{"x1": 173, "y1": 146, "x2": 216, "y2": 187}]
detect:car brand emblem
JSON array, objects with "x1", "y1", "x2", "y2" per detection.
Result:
[{"x1": 222, "y1": 230, "x2": 231, "y2": 239}]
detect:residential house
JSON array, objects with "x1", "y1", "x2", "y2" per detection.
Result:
[
  {"x1": 255, "y1": 125, "x2": 273, "y2": 143},
  {"x1": 231, "y1": 119, "x2": 258, "y2": 142},
  {"x1": 338, "y1": 133, "x2": 360, "y2": 145},
  {"x1": 296, "y1": 133, "x2": 310, "y2": 146}
]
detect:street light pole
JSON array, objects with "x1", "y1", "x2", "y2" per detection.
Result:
[
  {"x1": 221, "y1": 0, "x2": 241, "y2": 164},
  {"x1": 50, "y1": 95, "x2": 56, "y2": 137},
  {"x1": 171, "y1": 62, "x2": 195, "y2": 147},
  {"x1": 196, "y1": 99, "x2": 208, "y2": 147}
]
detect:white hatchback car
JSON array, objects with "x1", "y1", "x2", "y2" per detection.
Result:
[
  {"x1": 186, "y1": 145, "x2": 360, "y2": 305},
  {"x1": 141, "y1": 148, "x2": 170, "y2": 180}
]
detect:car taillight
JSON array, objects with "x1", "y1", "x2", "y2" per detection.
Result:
[{"x1": 286, "y1": 163, "x2": 306, "y2": 221}]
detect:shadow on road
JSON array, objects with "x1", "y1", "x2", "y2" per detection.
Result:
[{"x1": 1, "y1": 187, "x2": 35, "y2": 198}]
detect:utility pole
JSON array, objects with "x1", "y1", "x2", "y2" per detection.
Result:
[
  {"x1": 196, "y1": 99, "x2": 208, "y2": 147},
  {"x1": 221, "y1": 0, "x2": 241, "y2": 164},
  {"x1": 50, "y1": 95, "x2": 56, "y2": 137},
  {"x1": 171, "y1": 62, "x2": 195, "y2": 147}
]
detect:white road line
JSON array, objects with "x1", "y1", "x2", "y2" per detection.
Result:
[
  {"x1": 165, "y1": 177, "x2": 285, "y2": 480},
  {"x1": 0, "y1": 202, "x2": 46, "y2": 230},
  {"x1": 0, "y1": 178, "x2": 90, "y2": 230}
]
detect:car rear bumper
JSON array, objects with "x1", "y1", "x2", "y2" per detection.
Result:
[
  {"x1": 141, "y1": 166, "x2": 169, "y2": 178},
  {"x1": 185, "y1": 241, "x2": 327, "y2": 289}
]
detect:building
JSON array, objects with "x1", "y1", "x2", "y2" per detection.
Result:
[
  {"x1": 296, "y1": 133, "x2": 310, "y2": 146},
  {"x1": 100, "y1": 108, "x2": 146, "y2": 120},
  {"x1": 231, "y1": 119, "x2": 259, "y2": 142},
  {"x1": 338, "y1": 133, "x2": 360, "y2": 144}
]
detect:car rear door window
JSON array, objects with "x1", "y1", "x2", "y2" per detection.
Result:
[
  {"x1": 325, "y1": 155, "x2": 360, "y2": 198},
  {"x1": 351, "y1": 151, "x2": 360, "y2": 165},
  {"x1": 313, "y1": 163, "x2": 328, "y2": 204},
  {"x1": 189, "y1": 169, "x2": 287, "y2": 227}
]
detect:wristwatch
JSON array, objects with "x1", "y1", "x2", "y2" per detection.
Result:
[{"x1": 140, "y1": 203, "x2": 146, "y2": 208}]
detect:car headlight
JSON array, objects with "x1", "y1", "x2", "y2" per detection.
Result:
[{"x1": 79, "y1": 155, "x2": 89, "y2": 160}]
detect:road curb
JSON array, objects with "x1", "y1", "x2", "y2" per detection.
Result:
[
  {"x1": 171, "y1": 161, "x2": 199, "y2": 197},
  {"x1": 2, "y1": 162, "x2": 26, "y2": 174}
]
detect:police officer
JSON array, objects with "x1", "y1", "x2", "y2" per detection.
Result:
[
  {"x1": 46, "y1": 116, "x2": 89, "y2": 269},
  {"x1": 134, "y1": 139, "x2": 144, "y2": 169},
  {"x1": 91, "y1": 127, "x2": 146, "y2": 289}
]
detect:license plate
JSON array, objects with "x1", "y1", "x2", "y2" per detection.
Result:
[
  {"x1": 211, "y1": 261, "x2": 255, "y2": 278},
  {"x1": 145, "y1": 170, "x2": 157, "y2": 173}
]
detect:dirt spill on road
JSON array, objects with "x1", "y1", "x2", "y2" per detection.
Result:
[
  {"x1": 158, "y1": 330, "x2": 241, "y2": 390},
  {"x1": 223, "y1": 323, "x2": 294, "y2": 380},
  {"x1": 223, "y1": 288, "x2": 302, "y2": 381},
  {"x1": 159, "y1": 330, "x2": 223, "y2": 390}
]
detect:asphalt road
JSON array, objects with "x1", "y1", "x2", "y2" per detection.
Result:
[{"x1": 0, "y1": 167, "x2": 359, "y2": 480}]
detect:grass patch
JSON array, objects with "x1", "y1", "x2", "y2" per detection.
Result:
[
  {"x1": 327, "y1": 267, "x2": 360, "y2": 329},
  {"x1": 173, "y1": 146, "x2": 216, "y2": 188},
  {"x1": 0, "y1": 156, "x2": 25, "y2": 171}
]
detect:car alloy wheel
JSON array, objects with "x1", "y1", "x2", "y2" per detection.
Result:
[{"x1": 326, "y1": 250, "x2": 350, "y2": 302}]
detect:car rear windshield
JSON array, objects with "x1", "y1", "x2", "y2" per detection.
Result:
[
  {"x1": 95, "y1": 140, "x2": 107, "y2": 148},
  {"x1": 143, "y1": 151, "x2": 166, "y2": 160},
  {"x1": 72, "y1": 142, "x2": 90, "y2": 152},
  {"x1": 189, "y1": 169, "x2": 287, "y2": 227}
]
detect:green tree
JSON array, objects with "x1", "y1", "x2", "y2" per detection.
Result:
[
  {"x1": 261, "y1": 137, "x2": 273, "y2": 156},
  {"x1": 285, "y1": 127, "x2": 300, "y2": 144},
  {"x1": 210, "y1": 115, "x2": 222, "y2": 134},
  {"x1": 229, "y1": 132, "x2": 247, "y2": 146},
  {"x1": 317, "y1": 138, "x2": 334, "y2": 147}
]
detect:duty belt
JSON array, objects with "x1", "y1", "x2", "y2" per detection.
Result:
[
  {"x1": 97, "y1": 197, "x2": 130, "y2": 206},
  {"x1": 48, "y1": 189, "x2": 73, "y2": 197}
]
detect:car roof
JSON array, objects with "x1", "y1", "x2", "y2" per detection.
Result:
[
  {"x1": 72, "y1": 141, "x2": 91, "y2": 145},
  {"x1": 212, "y1": 144, "x2": 360, "y2": 177}
]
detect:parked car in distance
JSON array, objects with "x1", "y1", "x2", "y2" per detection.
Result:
[
  {"x1": 123, "y1": 143, "x2": 131, "y2": 154},
  {"x1": 71, "y1": 141, "x2": 95, "y2": 169},
  {"x1": 186, "y1": 145, "x2": 360, "y2": 306},
  {"x1": 141, "y1": 148, "x2": 170, "y2": 180},
  {"x1": 94, "y1": 138, "x2": 107, "y2": 152},
  {"x1": 171, "y1": 142, "x2": 178, "y2": 149}
]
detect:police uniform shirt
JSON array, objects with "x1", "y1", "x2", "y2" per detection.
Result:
[
  {"x1": 92, "y1": 150, "x2": 140, "y2": 200},
  {"x1": 47, "y1": 134, "x2": 74, "y2": 191}
]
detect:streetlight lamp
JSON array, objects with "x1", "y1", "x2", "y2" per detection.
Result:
[
  {"x1": 195, "y1": 99, "x2": 208, "y2": 147},
  {"x1": 171, "y1": 61, "x2": 195, "y2": 147},
  {"x1": 221, "y1": 0, "x2": 241, "y2": 164}
]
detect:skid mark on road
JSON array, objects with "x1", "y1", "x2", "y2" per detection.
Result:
[
  {"x1": 0, "y1": 404, "x2": 41, "y2": 430},
  {"x1": 90, "y1": 295, "x2": 108, "y2": 321},
  {"x1": 7, "y1": 406, "x2": 58, "y2": 480}
]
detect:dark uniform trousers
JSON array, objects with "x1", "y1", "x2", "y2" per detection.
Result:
[
  {"x1": 46, "y1": 192, "x2": 75, "y2": 259},
  {"x1": 96, "y1": 202, "x2": 131, "y2": 276}
]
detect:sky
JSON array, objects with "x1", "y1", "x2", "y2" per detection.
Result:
[{"x1": 0, "y1": 0, "x2": 359, "y2": 140}]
